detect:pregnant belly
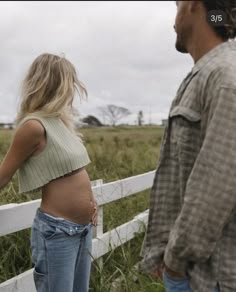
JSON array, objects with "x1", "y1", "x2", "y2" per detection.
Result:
[{"x1": 40, "y1": 168, "x2": 95, "y2": 224}]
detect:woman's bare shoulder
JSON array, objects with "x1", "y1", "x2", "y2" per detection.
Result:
[{"x1": 16, "y1": 119, "x2": 45, "y2": 139}]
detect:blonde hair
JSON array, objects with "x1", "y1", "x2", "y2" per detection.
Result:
[{"x1": 15, "y1": 53, "x2": 87, "y2": 133}]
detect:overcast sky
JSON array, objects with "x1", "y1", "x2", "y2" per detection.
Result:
[{"x1": 0, "y1": 1, "x2": 194, "y2": 125}]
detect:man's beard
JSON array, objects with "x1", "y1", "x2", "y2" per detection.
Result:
[{"x1": 175, "y1": 34, "x2": 188, "y2": 53}]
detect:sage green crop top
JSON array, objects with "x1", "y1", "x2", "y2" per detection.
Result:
[{"x1": 17, "y1": 115, "x2": 91, "y2": 193}]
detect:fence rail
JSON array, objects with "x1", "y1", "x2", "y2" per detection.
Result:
[{"x1": 0, "y1": 170, "x2": 155, "y2": 292}]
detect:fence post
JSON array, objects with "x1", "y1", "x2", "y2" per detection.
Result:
[{"x1": 91, "y1": 179, "x2": 103, "y2": 270}]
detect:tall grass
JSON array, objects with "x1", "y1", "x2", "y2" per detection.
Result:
[{"x1": 0, "y1": 125, "x2": 164, "y2": 291}]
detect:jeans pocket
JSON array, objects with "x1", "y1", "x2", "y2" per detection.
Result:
[
  {"x1": 33, "y1": 268, "x2": 46, "y2": 291},
  {"x1": 41, "y1": 223, "x2": 61, "y2": 240}
]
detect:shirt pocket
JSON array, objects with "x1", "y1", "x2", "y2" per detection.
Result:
[{"x1": 169, "y1": 106, "x2": 201, "y2": 156}]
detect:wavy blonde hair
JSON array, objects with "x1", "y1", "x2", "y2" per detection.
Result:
[{"x1": 15, "y1": 53, "x2": 87, "y2": 133}]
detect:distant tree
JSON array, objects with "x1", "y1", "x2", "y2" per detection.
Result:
[
  {"x1": 137, "y1": 110, "x2": 144, "y2": 126},
  {"x1": 82, "y1": 115, "x2": 103, "y2": 127},
  {"x1": 98, "y1": 104, "x2": 131, "y2": 126}
]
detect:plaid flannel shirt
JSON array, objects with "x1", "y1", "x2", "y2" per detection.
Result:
[{"x1": 140, "y1": 40, "x2": 236, "y2": 292}]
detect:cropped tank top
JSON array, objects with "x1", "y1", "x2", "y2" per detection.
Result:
[{"x1": 17, "y1": 115, "x2": 91, "y2": 193}]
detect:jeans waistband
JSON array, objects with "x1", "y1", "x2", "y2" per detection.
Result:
[{"x1": 36, "y1": 208, "x2": 92, "y2": 229}]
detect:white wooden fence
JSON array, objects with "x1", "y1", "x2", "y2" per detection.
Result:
[{"x1": 0, "y1": 171, "x2": 155, "y2": 292}]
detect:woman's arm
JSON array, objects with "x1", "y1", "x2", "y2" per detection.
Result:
[{"x1": 0, "y1": 120, "x2": 44, "y2": 191}]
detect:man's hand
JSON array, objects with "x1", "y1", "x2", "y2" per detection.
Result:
[
  {"x1": 150, "y1": 262, "x2": 187, "y2": 281},
  {"x1": 164, "y1": 263, "x2": 187, "y2": 279},
  {"x1": 150, "y1": 262, "x2": 165, "y2": 280}
]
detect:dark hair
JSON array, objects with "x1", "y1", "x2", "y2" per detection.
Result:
[{"x1": 202, "y1": 0, "x2": 236, "y2": 40}]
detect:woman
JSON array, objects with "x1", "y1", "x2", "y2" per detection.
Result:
[{"x1": 0, "y1": 53, "x2": 97, "y2": 292}]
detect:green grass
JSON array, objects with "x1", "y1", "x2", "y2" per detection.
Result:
[{"x1": 0, "y1": 125, "x2": 164, "y2": 291}]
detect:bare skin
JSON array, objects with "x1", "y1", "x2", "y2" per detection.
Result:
[
  {"x1": 0, "y1": 119, "x2": 98, "y2": 225},
  {"x1": 41, "y1": 168, "x2": 97, "y2": 225}
]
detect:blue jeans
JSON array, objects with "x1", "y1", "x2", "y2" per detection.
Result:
[
  {"x1": 30, "y1": 208, "x2": 92, "y2": 292},
  {"x1": 163, "y1": 270, "x2": 220, "y2": 292}
]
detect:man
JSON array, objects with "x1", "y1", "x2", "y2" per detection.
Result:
[{"x1": 140, "y1": 1, "x2": 236, "y2": 292}]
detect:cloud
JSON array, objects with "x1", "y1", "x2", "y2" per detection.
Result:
[{"x1": 0, "y1": 1, "x2": 193, "y2": 124}]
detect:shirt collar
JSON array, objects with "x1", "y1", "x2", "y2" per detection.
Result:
[{"x1": 191, "y1": 40, "x2": 236, "y2": 75}]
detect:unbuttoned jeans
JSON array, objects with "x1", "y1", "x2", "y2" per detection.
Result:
[
  {"x1": 163, "y1": 270, "x2": 220, "y2": 292},
  {"x1": 30, "y1": 208, "x2": 92, "y2": 292}
]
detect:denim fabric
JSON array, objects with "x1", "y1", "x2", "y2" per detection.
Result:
[
  {"x1": 30, "y1": 208, "x2": 92, "y2": 292},
  {"x1": 163, "y1": 271, "x2": 220, "y2": 292}
]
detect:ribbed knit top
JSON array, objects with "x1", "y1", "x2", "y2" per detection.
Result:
[{"x1": 17, "y1": 115, "x2": 91, "y2": 193}]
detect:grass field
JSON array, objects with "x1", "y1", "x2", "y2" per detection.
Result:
[{"x1": 0, "y1": 125, "x2": 165, "y2": 291}]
